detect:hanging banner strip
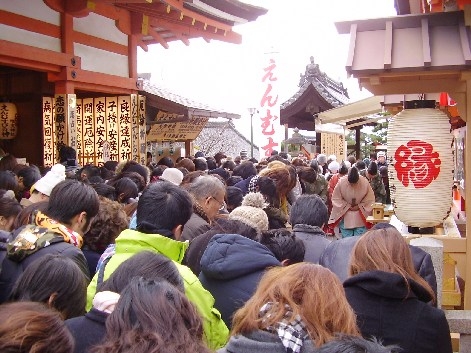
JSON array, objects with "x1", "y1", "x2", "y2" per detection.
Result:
[
  {"x1": 104, "y1": 97, "x2": 119, "y2": 162},
  {"x1": 76, "y1": 99, "x2": 84, "y2": 166},
  {"x1": 42, "y1": 97, "x2": 55, "y2": 167},
  {"x1": 130, "y1": 94, "x2": 140, "y2": 162},
  {"x1": 118, "y1": 96, "x2": 132, "y2": 161},
  {"x1": 138, "y1": 95, "x2": 147, "y2": 165},
  {"x1": 82, "y1": 98, "x2": 95, "y2": 165}
]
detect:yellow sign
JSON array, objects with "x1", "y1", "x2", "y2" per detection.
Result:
[
  {"x1": 147, "y1": 116, "x2": 209, "y2": 141},
  {"x1": 320, "y1": 132, "x2": 346, "y2": 161}
]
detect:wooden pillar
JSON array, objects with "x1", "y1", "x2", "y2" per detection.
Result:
[
  {"x1": 284, "y1": 124, "x2": 289, "y2": 153},
  {"x1": 355, "y1": 127, "x2": 361, "y2": 160},
  {"x1": 316, "y1": 132, "x2": 321, "y2": 154},
  {"x1": 464, "y1": 81, "x2": 471, "y2": 309},
  {"x1": 185, "y1": 140, "x2": 191, "y2": 157}
]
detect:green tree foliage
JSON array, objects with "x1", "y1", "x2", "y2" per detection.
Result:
[{"x1": 346, "y1": 119, "x2": 389, "y2": 159}]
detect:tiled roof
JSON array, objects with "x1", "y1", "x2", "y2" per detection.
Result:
[
  {"x1": 203, "y1": 120, "x2": 259, "y2": 148},
  {"x1": 281, "y1": 76, "x2": 349, "y2": 110},
  {"x1": 142, "y1": 80, "x2": 240, "y2": 119}
]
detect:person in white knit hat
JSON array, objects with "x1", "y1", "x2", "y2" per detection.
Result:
[
  {"x1": 228, "y1": 192, "x2": 269, "y2": 235},
  {"x1": 159, "y1": 167, "x2": 183, "y2": 186},
  {"x1": 25, "y1": 164, "x2": 66, "y2": 205}
]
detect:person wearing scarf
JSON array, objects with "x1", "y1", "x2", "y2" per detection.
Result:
[
  {"x1": 218, "y1": 263, "x2": 360, "y2": 353},
  {"x1": 0, "y1": 180, "x2": 99, "y2": 303}
]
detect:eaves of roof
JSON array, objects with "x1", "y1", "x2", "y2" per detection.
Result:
[
  {"x1": 281, "y1": 79, "x2": 349, "y2": 112},
  {"x1": 141, "y1": 80, "x2": 240, "y2": 119},
  {"x1": 203, "y1": 120, "x2": 259, "y2": 148},
  {"x1": 111, "y1": 0, "x2": 268, "y2": 48}
]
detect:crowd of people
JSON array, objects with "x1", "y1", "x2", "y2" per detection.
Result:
[{"x1": 0, "y1": 146, "x2": 452, "y2": 353}]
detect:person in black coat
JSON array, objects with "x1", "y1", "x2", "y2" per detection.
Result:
[
  {"x1": 343, "y1": 227, "x2": 452, "y2": 353},
  {"x1": 65, "y1": 293, "x2": 114, "y2": 353},
  {"x1": 232, "y1": 161, "x2": 257, "y2": 195}
]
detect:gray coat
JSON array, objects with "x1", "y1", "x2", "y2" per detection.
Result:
[
  {"x1": 218, "y1": 330, "x2": 317, "y2": 353},
  {"x1": 292, "y1": 224, "x2": 331, "y2": 264}
]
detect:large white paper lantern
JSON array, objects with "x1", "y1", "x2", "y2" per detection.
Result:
[
  {"x1": 387, "y1": 101, "x2": 453, "y2": 228},
  {"x1": 0, "y1": 103, "x2": 18, "y2": 139}
]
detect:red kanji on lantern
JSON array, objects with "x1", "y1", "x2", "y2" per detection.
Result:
[{"x1": 394, "y1": 140, "x2": 441, "y2": 189}]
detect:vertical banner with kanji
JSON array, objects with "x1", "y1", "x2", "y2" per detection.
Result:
[
  {"x1": 130, "y1": 94, "x2": 140, "y2": 162},
  {"x1": 118, "y1": 96, "x2": 132, "y2": 161},
  {"x1": 82, "y1": 98, "x2": 95, "y2": 165},
  {"x1": 68, "y1": 95, "x2": 77, "y2": 154},
  {"x1": 51, "y1": 94, "x2": 77, "y2": 164},
  {"x1": 138, "y1": 95, "x2": 147, "y2": 165},
  {"x1": 76, "y1": 99, "x2": 84, "y2": 166},
  {"x1": 42, "y1": 97, "x2": 55, "y2": 167},
  {"x1": 105, "y1": 97, "x2": 119, "y2": 162},
  {"x1": 43, "y1": 95, "x2": 145, "y2": 166},
  {"x1": 257, "y1": 53, "x2": 283, "y2": 158},
  {"x1": 94, "y1": 97, "x2": 107, "y2": 164},
  {"x1": 53, "y1": 94, "x2": 67, "y2": 154}
]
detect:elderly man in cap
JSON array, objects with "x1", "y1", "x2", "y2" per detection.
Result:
[{"x1": 377, "y1": 151, "x2": 387, "y2": 168}]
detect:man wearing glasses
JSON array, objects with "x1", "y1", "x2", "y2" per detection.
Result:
[{"x1": 181, "y1": 175, "x2": 226, "y2": 241}]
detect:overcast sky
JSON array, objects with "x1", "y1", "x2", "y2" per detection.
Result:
[{"x1": 137, "y1": 0, "x2": 397, "y2": 141}]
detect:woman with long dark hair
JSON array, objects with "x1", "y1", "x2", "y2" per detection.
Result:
[{"x1": 92, "y1": 277, "x2": 211, "y2": 353}]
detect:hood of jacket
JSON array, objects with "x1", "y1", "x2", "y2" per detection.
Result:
[
  {"x1": 344, "y1": 270, "x2": 432, "y2": 303},
  {"x1": 292, "y1": 224, "x2": 326, "y2": 237},
  {"x1": 113, "y1": 229, "x2": 188, "y2": 264},
  {"x1": 200, "y1": 233, "x2": 280, "y2": 281}
]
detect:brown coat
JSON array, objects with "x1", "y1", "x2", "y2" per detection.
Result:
[{"x1": 328, "y1": 175, "x2": 375, "y2": 228}]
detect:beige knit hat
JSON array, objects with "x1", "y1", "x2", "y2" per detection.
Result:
[
  {"x1": 33, "y1": 163, "x2": 66, "y2": 196},
  {"x1": 229, "y1": 192, "x2": 269, "y2": 235}
]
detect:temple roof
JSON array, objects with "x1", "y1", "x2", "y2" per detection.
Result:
[
  {"x1": 280, "y1": 56, "x2": 350, "y2": 131},
  {"x1": 202, "y1": 120, "x2": 259, "y2": 148},
  {"x1": 141, "y1": 79, "x2": 240, "y2": 119},
  {"x1": 56, "y1": 0, "x2": 269, "y2": 49}
]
